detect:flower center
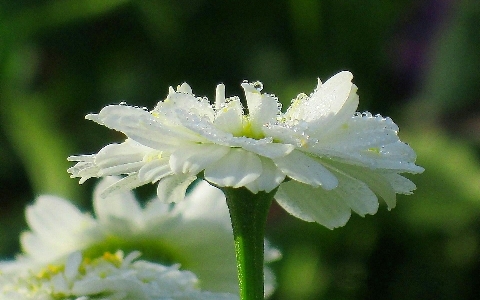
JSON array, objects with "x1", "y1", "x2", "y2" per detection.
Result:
[
  {"x1": 81, "y1": 235, "x2": 187, "y2": 268},
  {"x1": 36, "y1": 264, "x2": 65, "y2": 280},
  {"x1": 234, "y1": 116, "x2": 265, "y2": 140}
]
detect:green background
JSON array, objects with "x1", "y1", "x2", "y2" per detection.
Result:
[{"x1": 1, "y1": 0, "x2": 480, "y2": 299}]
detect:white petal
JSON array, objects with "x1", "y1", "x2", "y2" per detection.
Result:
[
  {"x1": 169, "y1": 144, "x2": 230, "y2": 174},
  {"x1": 156, "y1": 175, "x2": 197, "y2": 203},
  {"x1": 161, "y1": 85, "x2": 215, "y2": 121},
  {"x1": 67, "y1": 154, "x2": 95, "y2": 162},
  {"x1": 215, "y1": 83, "x2": 226, "y2": 110},
  {"x1": 204, "y1": 148, "x2": 262, "y2": 188},
  {"x1": 241, "y1": 82, "x2": 280, "y2": 135},
  {"x1": 213, "y1": 96, "x2": 244, "y2": 135},
  {"x1": 176, "y1": 108, "x2": 235, "y2": 145},
  {"x1": 244, "y1": 157, "x2": 286, "y2": 193},
  {"x1": 310, "y1": 114, "x2": 424, "y2": 173},
  {"x1": 273, "y1": 150, "x2": 338, "y2": 189},
  {"x1": 25, "y1": 196, "x2": 95, "y2": 247},
  {"x1": 21, "y1": 196, "x2": 99, "y2": 263},
  {"x1": 309, "y1": 71, "x2": 355, "y2": 116},
  {"x1": 327, "y1": 162, "x2": 397, "y2": 209},
  {"x1": 276, "y1": 168, "x2": 379, "y2": 229},
  {"x1": 328, "y1": 168, "x2": 379, "y2": 217},
  {"x1": 306, "y1": 84, "x2": 359, "y2": 139},
  {"x1": 230, "y1": 137, "x2": 295, "y2": 159},
  {"x1": 142, "y1": 198, "x2": 172, "y2": 223},
  {"x1": 95, "y1": 141, "x2": 148, "y2": 170},
  {"x1": 67, "y1": 158, "x2": 100, "y2": 184},
  {"x1": 98, "y1": 161, "x2": 145, "y2": 176},
  {"x1": 93, "y1": 177, "x2": 144, "y2": 227},
  {"x1": 64, "y1": 252, "x2": 82, "y2": 281},
  {"x1": 264, "y1": 266, "x2": 277, "y2": 298},
  {"x1": 138, "y1": 157, "x2": 173, "y2": 182},
  {"x1": 375, "y1": 141, "x2": 424, "y2": 173},
  {"x1": 99, "y1": 174, "x2": 147, "y2": 198},
  {"x1": 175, "y1": 180, "x2": 231, "y2": 227},
  {"x1": 86, "y1": 104, "x2": 148, "y2": 127},
  {"x1": 383, "y1": 173, "x2": 417, "y2": 195},
  {"x1": 87, "y1": 105, "x2": 201, "y2": 149},
  {"x1": 285, "y1": 71, "x2": 355, "y2": 122},
  {"x1": 264, "y1": 239, "x2": 282, "y2": 263},
  {"x1": 312, "y1": 113, "x2": 399, "y2": 151},
  {"x1": 177, "y1": 82, "x2": 193, "y2": 94},
  {"x1": 20, "y1": 232, "x2": 57, "y2": 262},
  {"x1": 51, "y1": 273, "x2": 69, "y2": 293},
  {"x1": 275, "y1": 181, "x2": 350, "y2": 228},
  {"x1": 262, "y1": 123, "x2": 304, "y2": 146}
]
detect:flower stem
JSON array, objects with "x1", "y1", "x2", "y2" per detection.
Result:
[{"x1": 221, "y1": 187, "x2": 277, "y2": 300}]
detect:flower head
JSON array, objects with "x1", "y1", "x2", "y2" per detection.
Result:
[
  {"x1": 68, "y1": 71, "x2": 423, "y2": 228},
  {"x1": 5, "y1": 177, "x2": 279, "y2": 296},
  {"x1": 0, "y1": 251, "x2": 237, "y2": 299}
]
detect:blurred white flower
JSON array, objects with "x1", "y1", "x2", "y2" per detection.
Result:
[
  {"x1": 0, "y1": 250, "x2": 237, "y2": 300},
  {"x1": 68, "y1": 71, "x2": 423, "y2": 228},
  {"x1": 3, "y1": 177, "x2": 279, "y2": 296}
]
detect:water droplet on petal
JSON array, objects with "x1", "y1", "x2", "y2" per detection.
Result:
[{"x1": 252, "y1": 81, "x2": 263, "y2": 91}]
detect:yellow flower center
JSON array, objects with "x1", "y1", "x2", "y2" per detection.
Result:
[
  {"x1": 236, "y1": 116, "x2": 265, "y2": 140},
  {"x1": 36, "y1": 264, "x2": 64, "y2": 280}
]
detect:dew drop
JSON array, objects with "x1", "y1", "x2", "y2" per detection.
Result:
[{"x1": 252, "y1": 81, "x2": 263, "y2": 91}]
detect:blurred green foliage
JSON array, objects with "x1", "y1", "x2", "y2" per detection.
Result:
[{"x1": 1, "y1": 0, "x2": 480, "y2": 299}]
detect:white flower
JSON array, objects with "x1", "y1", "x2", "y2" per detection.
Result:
[
  {"x1": 6, "y1": 177, "x2": 279, "y2": 296},
  {"x1": 68, "y1": 71, "x2": 423, "y2": 228},
  {"x1": 0, "y1": 250, "x2": 238, "y2": 300}
]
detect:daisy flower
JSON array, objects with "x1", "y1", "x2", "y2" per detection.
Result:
[
  {"x1": 0, "y1": 250, "x2": 237, "y2": 299},
  {"x1": 3, "y1": 177, "x2": 279, "y2": 296},
  {"x1": 68, "y1": 71, "x2": 423, "y2": 229}
]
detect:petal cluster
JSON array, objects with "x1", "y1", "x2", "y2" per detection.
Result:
[
  {"x1": 0, "y1": 251, "x2": 237, "y2": 300},
  {"x1": 68, "y1": 71, "x2": 423, "y2": 228},
  {"x1": 3, "y1": 177, "x2": 279, "y2": 296}
]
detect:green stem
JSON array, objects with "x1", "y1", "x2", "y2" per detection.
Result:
[{"x1": 221, "y1": 187, "x2": 277, "y2": 300}]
